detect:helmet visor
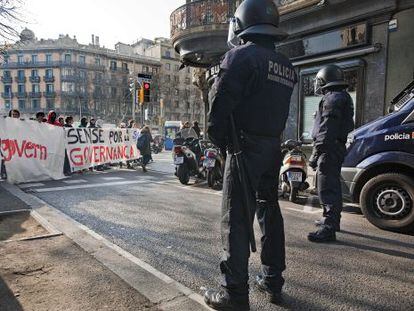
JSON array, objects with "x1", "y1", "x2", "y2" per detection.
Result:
[
  {"x1": 227, "y1": 17, "x2": 242, "y2": 48},
  {"x1": 314, "y1": 77, "x2": 324, "y2": 96}
]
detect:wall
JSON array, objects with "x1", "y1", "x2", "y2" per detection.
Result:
[{"x1": 385, "y1": 8, "x2": 414, "y2": 104}]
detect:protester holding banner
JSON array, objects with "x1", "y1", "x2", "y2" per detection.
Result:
[
  {"x1": 79, "y1": 117, "x2": 88, "y2": 128},
  {"x1": 8, "y1": 109, "x2": 20, "y2": 119},
  {"x1": 47, "y1": 111, "x2": 62, "y2": 127}
]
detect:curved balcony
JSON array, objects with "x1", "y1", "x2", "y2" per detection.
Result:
[
  {"x1": 170, "y1": 0, "x2": 240, "y2": 67},
  {"x1": 170, "y1": 0, "x2": 322, "y2": 67}
]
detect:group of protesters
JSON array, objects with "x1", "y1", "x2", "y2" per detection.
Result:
[{"x1": 1, "y1": 108, "x2": 158, "y2": 179}]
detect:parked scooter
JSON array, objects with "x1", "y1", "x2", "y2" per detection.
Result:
[
  {"x1": 202, "y1": 145, "x2": 225, "y2": 190},
  {"x1": 173, "y1": 137, "x2": 205, "y2": 185},
  {"x1": 280, "y1": 139, "x2": 309, "y2": 202}
]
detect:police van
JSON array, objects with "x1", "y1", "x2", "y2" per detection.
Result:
[{"x1": 341, "y1": 80, "x2": 414, "y2": 233}]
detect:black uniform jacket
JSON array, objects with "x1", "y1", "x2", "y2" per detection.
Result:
[{"x1": 207, "y1": 41, "x2": 297, "y2": 148}]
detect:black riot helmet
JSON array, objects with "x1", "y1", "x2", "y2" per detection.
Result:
[
  {"x1": 228, "y1": 0, "x2": 288, "y2": 48},
  {"x1": 314, "y1": 65, "x2": 349, "y2": 95}
]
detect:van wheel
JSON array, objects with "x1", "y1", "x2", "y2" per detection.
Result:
[{"x1": 360, "y1": 173, "x2": 414, "y2": 233}]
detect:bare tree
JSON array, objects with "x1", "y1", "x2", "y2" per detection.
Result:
[{"x1": 0, "y1": 0, "x2": 24, "y2": 41}]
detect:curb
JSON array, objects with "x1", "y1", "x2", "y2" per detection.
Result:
[{"x1": 1, "y1": 182, "x2": 212, "y2": 311}]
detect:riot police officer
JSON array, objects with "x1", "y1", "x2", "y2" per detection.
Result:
[
  {"x1": 204, "y1": 0, "x2": 296, "y2": 309},
  {"x1": 308, "y1": 65, "x2": 354, "y2": 243}
]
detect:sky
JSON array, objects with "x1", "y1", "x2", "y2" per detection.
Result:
[{"x1": 20, "y1": 0, "x2": 184, "y2": 48}]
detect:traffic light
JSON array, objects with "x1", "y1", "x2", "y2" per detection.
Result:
[
  {"x1": 143, "y1": 82, "x2": 150, "y2": 102},
  {"x1": 138, "y1": 85, "x2": 144, "y2": 104}
]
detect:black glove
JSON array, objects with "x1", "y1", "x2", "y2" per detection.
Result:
[{"x1": 308, "y1": 150, "x2": 320, "y2": 171}]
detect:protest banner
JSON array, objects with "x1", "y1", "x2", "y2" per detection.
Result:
[
  {"x1": 0, "y1": 118, "x2": 66, "y2": 184},
  {"x1": 65, "y1": 127, "x2": 140, "y2": 172}
]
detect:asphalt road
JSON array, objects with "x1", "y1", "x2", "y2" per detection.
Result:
[{"x1": 19, "y1": 152, "x2": 414, "y2": 310}]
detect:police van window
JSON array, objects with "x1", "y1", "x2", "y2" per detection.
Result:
[{"x1": 300, "y1": 68, "x2": 359, "y2": 141}]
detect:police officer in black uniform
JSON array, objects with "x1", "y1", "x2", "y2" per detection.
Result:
[
  {"x1": 203, "y1": 0, "x2": 296, "y2": 310},
  {"x1": 308, "y1": 65, "x2": 354, "y2": 243}
]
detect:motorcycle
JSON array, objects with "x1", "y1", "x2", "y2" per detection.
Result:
[
  {"x1": 173, "y1": 137, "x2": 205, "y2": 185},
  {"x1": 151, "y1": 142, "x2": 163, "y2": 154},
  {"x1": 280, "y1": 139, "x2": 309, "y2": 203},
  {"x1": 202, "y1": 145, "x2": 225, "y2": 190}
]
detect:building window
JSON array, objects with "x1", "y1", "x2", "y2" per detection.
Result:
[
  {"x1": 174, "y1": 89, "x2": 179, "y2": 96},
  {"x1": 79, "y1": 55, "x2": 86, "y2": 64},
  {"x1": 46, "y1": 54, "x2": 52, "y2": 64},
  {"x1": 4, "y1": 85, "x2": 12, "y2": 96},
  {"x1": 4, "y1": 99, "x2": 11, "y2": 109},
  {"x1": 165, "y1": 75, "x2": 170, "y2": 82},
  {"x1": 122, "y1": 62, "x2": 128, "y2": 71},
  {"x1": 3, "y1": 70, "x2": 11, "y2": 78},
  {"x1": 111, "y1": 87, "x2": 117, "y2": 97},
  {"x1": 18, "y1": 84, "x2": 25, "y2": 93},
  {"x1": 17, "y1": 55, "x2": 23, "y2": 64},
  {"x1": 165, "y1": 50, "x2": 171, "y2": 58},
  {"x1": 142, "y1": 66, "x2": 149, "y2": 73},
  {"x1": 17, "y1": 70, "x2": 24, "y2": 79},
  {"x1": 32, "y1": 84, "x2": 40, "y2": 93},
  {"x1": 18, "y1": 99, "x2": 25, "y2": 110},
  {"x1": 64, "y1": 54, "x2": 72, "y2": 63},
  {"x1": 31, "y1": 69, "x2": 38, "y2": 77},
  {"x1": 174, "y1": 101, "x2": 179, "y2": 108},
  {"x1": 152, "y1": 67, "x2": 158, "y2": 74},
  {"x1": 110, "y1": 60, "x2": 117, "y2": 70},
  {"x1": 174, "y1": 64, "x2": 179, "y2": 71},
  {"x1": 31, "y1": 54, "x2": 38, "y2": 64},
  {"x1": 3, "y1": 55, "x2": 9, "y2": 64},
  {"x1": 79, "y1": 70, "x2": 86, "y2": 79},
  {"x1": 95, "y1": 57, "x2": 101, "y2": 65},
  {"x1": 174, "y1": 76, "x2": 179, "y2": 83},
  {"x1": 46, "y1": 99, "x2": 54, "y2": 110},
  {"x1": 45, "y1": 69, "x2": 53, "y2": 78},
  {"x1": 46, "y1": 84, "x2": 54, "y2": 93},
  {"x1": 32, "y1": 99, "x2": 40, "y2": 109},
  {"x1": 185, "y1": 77, "x2": 191, "y2": 85},
  {"x1": 62, "y1": 82, "x2": 74, "y2": 92},
  {"x1": 165, "y1": 63, "x2": 171, "y2": 71},
  {"x1": 62, "y1": 68, "x2": 72, "y2": 76}
]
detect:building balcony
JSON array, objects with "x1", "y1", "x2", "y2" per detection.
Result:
[
  {"x1": 0, "y1": 61, "x2": 106, "y2": 71},
  {"x1": 15, "y1": 92, "x2": 28, "y2": 98},
  {"x1": 43, "y1": 76, "x2": 55, "y2": 83},
  {"x1": 43, "y1": 91, "x2": 57, "y2": 98},
  {"x1": 15, "y1": 76, "x2": 27, "y2": 83},
  {"x1": 29, "y1": 76, "x2": 41, "y2": 83},
  {"x1": 1, "y1": 76, "x2": 13, "y2": 83},
  {"x1": 1, "y1": 92, "x2": 13, "y2": 99},
  {"x1": 170, "y1": 0, "x2": 240, "y2": 67},
  {"x1": 61, "y1": 75, "x2": 78, "y2": 82},
  {"x1": 29, "y1": 92, "x2": 42, "y2": 98}
]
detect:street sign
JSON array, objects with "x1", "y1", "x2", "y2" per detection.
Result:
[{"x1": 138, "y1": 73, "x2": 152, "y2": 83}]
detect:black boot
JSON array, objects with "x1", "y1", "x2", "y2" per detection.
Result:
[
  {"x1": 204, "y1": 289, "x2": 249, "y2": 311},
  {"x1": 308, "y1": 225, "x2": 336, "y2": 243},
  {"x1": 255, "y1": 275, "x2": 283, "y2": 305},
  {"x1": 314, "y1": 219, "x2": 340, "y2": 232}
]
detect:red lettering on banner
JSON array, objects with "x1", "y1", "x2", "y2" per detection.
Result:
[
  {"x1": 1, "y1": 139, "x2": 48, "y2": 161},
  {"x1": 69, "y1": 148, "x2": 84, "y2": 166}
]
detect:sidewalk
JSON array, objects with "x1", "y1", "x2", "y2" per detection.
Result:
[
  {"x1": 0, "y1": 184, "x2": 158, "y2": 311},
  {"x1": 0, "y1": 182, "x2": 209, "y2": 311}
]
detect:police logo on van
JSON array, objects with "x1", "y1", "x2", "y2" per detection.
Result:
[{"x1": 384, "y1": 132, "x2": 414, "y2": 141}]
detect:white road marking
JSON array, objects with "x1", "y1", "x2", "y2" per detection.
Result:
[
  {"x1": 101, "y1": 177, "x2": 125, "y2": 181},
  {"x1": 34, "y1": 180, "x2": 147, "y2": 193},
  {"x1": 285, "y1": 207, "x2": 321, "y2": 214},
  {"x1": 63, "y1": 179, "x2": 88, "y2": 184},
  {"x1": 19, "y1": 182, "x2": 45, "y2": 189}
]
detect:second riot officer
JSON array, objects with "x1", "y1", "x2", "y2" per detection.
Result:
[
  {"x1": 203, "y1": 0, "x2": 296, "y2": 310},
  {"x1": 308, "y1": 65, "x2": 355, "y2": 243}
]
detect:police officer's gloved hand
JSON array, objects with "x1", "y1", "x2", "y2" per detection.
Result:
[{"x1": 309, "y1": 150, "x2": 320, "y2": 171}]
